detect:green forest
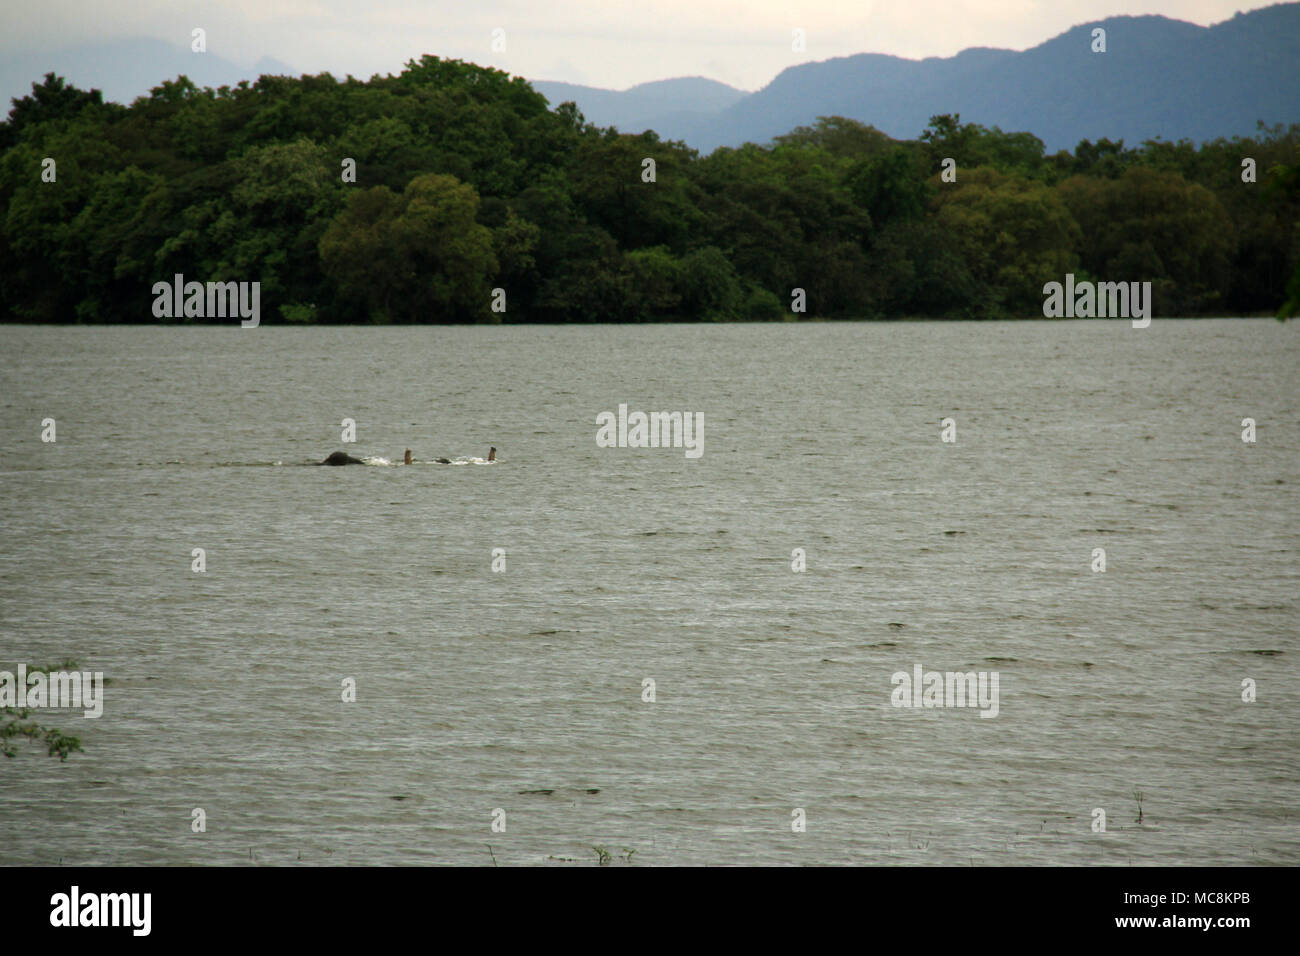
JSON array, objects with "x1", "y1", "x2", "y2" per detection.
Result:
[{"x1": 1, "y1": 56, "x2": 1297, "y2": 323}]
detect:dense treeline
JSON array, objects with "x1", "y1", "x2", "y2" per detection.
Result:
[{"x1": 1, "y1": 56, "x2": 1296, "y2": 323}]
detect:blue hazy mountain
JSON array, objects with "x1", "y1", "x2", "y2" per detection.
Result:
[
  {"x1": 535, "y1": 4, "x2": 1300, "y2": 152},
  {"x1": 0, "y1": 37, "x2": 295, "y2": 107},
  {"x1": 529, "y1": 76, "x2": 748, "y2": 142},
  {"x1": 5, "y1": 4, "x2": 1295, "y2": 153}
]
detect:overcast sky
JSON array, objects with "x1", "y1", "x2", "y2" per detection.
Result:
[{"x1": 1, "y1": 1, "x2": 1278, "y2": 91}]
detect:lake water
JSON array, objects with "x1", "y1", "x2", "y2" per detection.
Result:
[{"x1": 1, "y1": 320, "x2": 1296, "y2": 866}]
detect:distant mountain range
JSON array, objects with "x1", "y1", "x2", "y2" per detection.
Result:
[
  {"x1": 529, "y1": 76, "x2": 748, "y2": 140},
  {"x1": 533, "y1": 4, "x2": 1299, "y2": 152},
  {"x1": 0, "y1": 37, "x2": 294, "y2": 108},
  {"x1": 4, "y1": 4, "x2": 1296, "y2": 154}
]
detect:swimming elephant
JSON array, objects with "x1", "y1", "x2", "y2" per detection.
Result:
[
  {"x1": 320, "y1": 447, "x2": 493, "y2": 465},
  {"x1": 320, "y1": 451, "x2": 366, "y2": 465}
]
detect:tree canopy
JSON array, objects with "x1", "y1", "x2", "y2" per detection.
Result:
[{"x1": 1, "y1": 63, "x2": 1295, "y2": 322}]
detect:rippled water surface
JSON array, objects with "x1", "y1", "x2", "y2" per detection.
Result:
[{"x1": 1, "y1": 320, "x2": 1297, "y2": 865}]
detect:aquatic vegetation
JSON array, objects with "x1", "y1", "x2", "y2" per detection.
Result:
[{"x1": 1, "y1": 660, "x2": 86, "y2": 760}]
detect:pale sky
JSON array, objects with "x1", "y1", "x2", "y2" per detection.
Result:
[{"x1": 0, "y1": 0, "x2": 1279, "y2": 91}]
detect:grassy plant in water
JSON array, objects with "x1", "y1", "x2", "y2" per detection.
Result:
[{"x1": 1, "y1": 660, "x2": 86, "y2": 761}]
